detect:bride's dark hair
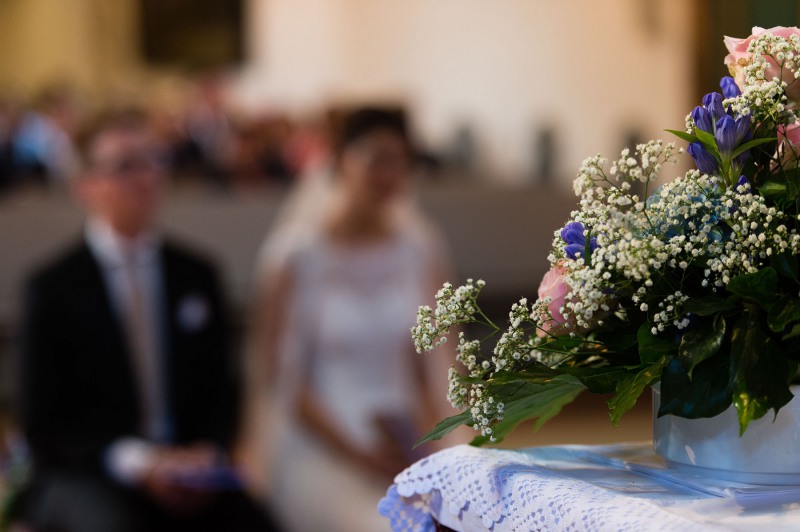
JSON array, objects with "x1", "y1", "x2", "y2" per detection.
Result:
[{"x1": 334, "y1": 106, "x2": 414, "y2": 158}]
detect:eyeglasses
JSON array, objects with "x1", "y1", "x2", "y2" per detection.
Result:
[{"x1": 90, "y1": 153, "x2": 170, "y2": 177}]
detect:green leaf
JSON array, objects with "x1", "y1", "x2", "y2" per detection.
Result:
[
  {"x1": 535, "y1": 336, "x2": 585, "y2": 352},
  {"x1": 657, "y1": 355, "x2": 732, "y2": 418},
  {"x1": 730, "y1": 305, "x2": 766, "y2": 380},
  {"x1": 730, "y1": 137, "x2": 777, "y2": 160},
  {"x1": 561, "y1": 366, "x2": 631, "y2": 394},
  {"x1": 733, "y1": 352, "x2": 797, "y2": 435},
  {"x1": 637, "y1": 324, "x2": 676, "y2": 364},
  {"x1": 415, "y1": 410, "x2": 473, "y2": 447},
  {"x1": 678, "y1": 313, "x2": 725, "y2": 377},
  {"x1": 683, "y1": 295, "x2": 737, "y2": 316},
  {"x1": 726, "y1": 267, "x2": 778, "y2": 308},
  {"x1": 665, "y1": 129, "x2": 697, "y2": 144},
  {"x1": 730, "y1": 307, "x2": 796, "y2": 434},
  {"x1": 608, "y1": 358, "x2": 667, "y2": 425},
  {"x1": 694, "y1": 128, "x2": 722, "y2": 161},
  {"x1": 758, "y1": 180, "x2": 789, "y2": 201},
  {"x1": 772, "y1": 252, "x2": 800, "y2": 284},
  {"x1": 469, "y1": 375, "x2": 585, "y2": 445},
  {"x1": 783, "y1": 323, "x2": 800, "y2": 340},
  {"x1": 786, "y1": 169, "x2": 800, "y2": 200},
  {"x1": 732, "y1": 385, "x2": 772, "y2": 436},
  {"x1": 768, "y1": 295, "x2": 800, "y2": 332},
  {"x1": 457, "y1": 375, "x2": 489, "y2": 386},
  {"x1": 486, "y1": 365, "x2": 557, "y2": 384},
  {"x1": 596, "y1": 329, "x2": 638, "y2": 352}
]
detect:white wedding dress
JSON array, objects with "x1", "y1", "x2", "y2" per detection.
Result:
[{"x1": 264, "y1": 220, "x2": 444, "y2": 532}]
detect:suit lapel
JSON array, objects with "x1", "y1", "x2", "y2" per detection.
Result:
[
  {"x1": 71, "y1": 242, "x2": 140, "y2": 420},
  {"x1": 161, "y1": 244, "x2": 181, "y2": 357},
  {"x1": 73, "y1": 243, "x2": 130, "y2": 359}
]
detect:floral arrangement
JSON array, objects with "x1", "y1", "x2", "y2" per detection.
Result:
[{"x1": 413, "y1": 26, "x2": 800, "y2": 446}]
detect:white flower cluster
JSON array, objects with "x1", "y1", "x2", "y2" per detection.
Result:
[
  {"x1": 704, "y1": 181, "x2": 800, "y2": 284},
  {"x1": 554, "y1": 148, "x2": 800, "y2": 335},
  {"x1": 411, "y1": 278, "x2": 509, "y2": 439},
  {"x1": 414, "y1": 31, "x2": 800, "y2": 441},
  {"x1": 745, "y1": 31, "x2": 800, "y2": 84},
  {"x1": 411, "y1": 279, "x2": 485, "y2": 353},
  {"x1": 549, "y1": 141, "x2": 681, "y2": 329},
  {"x1": 649, "y1": 291, "x2": 691, "y2": 334},
  {"x1": 725, "y1": 32, "x2": 800, "y2": 122},
  {"x1": 567, "y1": 141, "x2": 679, "y2": 238},
  {"x1": 725, "y1": 80, "x2": 790, "y2": 121},
  {"x1": 491, "y1": 299, "x2": 533, "y2": 372}
]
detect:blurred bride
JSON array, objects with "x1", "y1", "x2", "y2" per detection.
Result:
[{"x1": 251, "y1": 107, "x2": 454, "y2": 531}]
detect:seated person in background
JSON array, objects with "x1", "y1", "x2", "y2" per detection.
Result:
[
  {"x1": 17, "y1": 109, "x2": 279, "y2": 532},
  {"x1": 255, "y1": 106, "x2": 454, "y2": 532}
]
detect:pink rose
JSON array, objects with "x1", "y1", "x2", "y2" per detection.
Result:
[
  {"x1": 535, "y1": 265, "x2": 573, "y2": 338},
  {"x1": 779, "y1": 121, "x2": 800, "y2": 161},
  {"x1": 724, "y1": 26, "x2": 800, "y2": 103}
]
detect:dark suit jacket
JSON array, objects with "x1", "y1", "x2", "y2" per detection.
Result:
[{"x1": 18, "y1": 238, "x2": 239, "y2": 477}]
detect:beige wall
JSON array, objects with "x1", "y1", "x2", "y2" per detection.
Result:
[
  {"x1": 235, "y1": 0, "x2": 697, "y2": 184},
  {"x1": 0, "y1": 0, "x2": 140, "y2": 96},
  {"x1": 0, "y1": 0, "x2": 697, "y2": 185}
]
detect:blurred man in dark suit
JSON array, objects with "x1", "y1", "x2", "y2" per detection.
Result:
[{"x1": 17, "y1": 110, "x2": 279, "y2": 531}]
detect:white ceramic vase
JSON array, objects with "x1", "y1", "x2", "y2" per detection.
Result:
[{"x1": 653, "y1": 385, "x2": 800, "y2": 485}]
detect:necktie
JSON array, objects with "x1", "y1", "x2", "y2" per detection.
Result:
[{"x1": 123, "y1": 251, "x2": 168, "y2": 441}]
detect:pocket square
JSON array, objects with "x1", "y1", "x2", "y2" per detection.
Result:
[{"x1": 177, "y1": 293, "x2": 211, "y2": 332}]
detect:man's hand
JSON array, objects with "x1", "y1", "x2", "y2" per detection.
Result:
[{"x1": 141, "y1": 443, "x2": 220, "y2": 517}]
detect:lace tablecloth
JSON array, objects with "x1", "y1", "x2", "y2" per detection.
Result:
[{"x1": 378, "y1": 443, "x2": 800, "y2": 531}]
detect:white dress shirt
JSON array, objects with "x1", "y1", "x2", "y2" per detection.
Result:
[{"x1": 85, "y1": 217, "x2": 170, "y2": 483}]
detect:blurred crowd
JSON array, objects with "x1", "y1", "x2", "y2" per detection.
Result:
[{"x1": 0, "y1": 76, "x2": 337, "y2": 195}]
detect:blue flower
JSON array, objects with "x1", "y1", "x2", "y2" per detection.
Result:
[
  {"x1": 720, "y1": 76, "x2": 741, "y2": 99},
  {"x1": 560, "y1": 221, "x2": 598, "y2": 259},
  {"x1": 564, "y1": 243, "x2": 586, "y2": 259},
  {"x1": 736, "y1": 175, "x2": 750, "y2": 189},
  {"x1": 715, "y1": 114, "x2": 752, "y2": 166},
  {"x1": 727, "y1": 176, "x2": 751, "y2": 216},
  {"x1": 702, "y1": 92, "x2": 726, "y2": 121},
  {"x1": 715, "y1": 116, "x2": 739, "y2": 157},
  {"x1": 691, "y1": 106, "x2": 714, "y2": 134},
  {"x1": 561, "y1": 221, "x2": 585, "y2": 243},
  {"x1": 688, "y1": 142, "x2": 718, "y2": 174}
]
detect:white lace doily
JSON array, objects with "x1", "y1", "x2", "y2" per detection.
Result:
[{"x1": 379, "y1": 443, "x2": 800, "y2": 531}]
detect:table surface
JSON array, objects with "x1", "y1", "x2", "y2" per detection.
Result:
[{"x1": 379, "y1": 442, "x2": 800, "y2": 531}]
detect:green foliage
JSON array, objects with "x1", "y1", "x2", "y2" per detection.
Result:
[
  {"x1": 678, "y1": 313, "x2": 725, "y2": 377},
  {"x1": 416, "y1": 66, "x2": 800, "y2": 446},
  {"x1": 469, "y1": 375, "x2": 586, "y2": 446},
  {"x1": 608, "y1": 358, "x2": 667, "y2": 425},
  {"x1": 683, "y1": 295, "x2": 737, "y2": 316},
  {"x1": 730, "y1": 306, "x2": 797, "y2": 434},
  {"x1": 658, "y1": 355, "x2": 733, "y2": 419},
  {"x1": 726, "y1": 267, "x2": 778, "y2": 306},
  {"x1": 415, "y1": 411, "x2": 474, "y2": 447},
  {"x1": 772, "y1": 252, "x2": 800, "y2": 283},
  {"x1": 637, "y1": 324, "x2": 677, "y2": 364}
]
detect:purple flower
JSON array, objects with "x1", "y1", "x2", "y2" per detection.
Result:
[
  {"x1": 736, "y1": 113, "x2": 751, "y2": 138},
  {"x1": 561, "y1": 222, "x2": 585, "y2": 243},
  {"x1": 702, "y1": 92, "x2": 726, "y2": 121},
  {"x1": 729, "y1": 176, "x2": 751, "y2": 214},
  {"x1": 688, "y1": 142, "x2": 718, "y2": 174},
  {"x1": 715, "y1": 114, "x2": 751, "y2": 159},
  {"x1": 733, "y1": 122, "x2": 753, "y2": 167},
  {"x1": 560, "y1": 221, "x2": 598, "y2": 259},
  {"x1": 715, "y1": 115, "x2": 738, "y2": 156},
  {"x1": 720, "y1": 76, "x2": 741, "y2": 99},
  {"x1": 691, "y1": 106, "x2": 713, "y2": 133},
  {"x1": 736, "y1": 175, "x2": 750, "y2": 190},
  {"x1": 564, "y1": 243, "x2": 585, "y2": 259}
]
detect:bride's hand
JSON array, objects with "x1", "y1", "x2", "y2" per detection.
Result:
[{"x1": 355, "y1": 443, "x2": 411, "y2": 481}]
